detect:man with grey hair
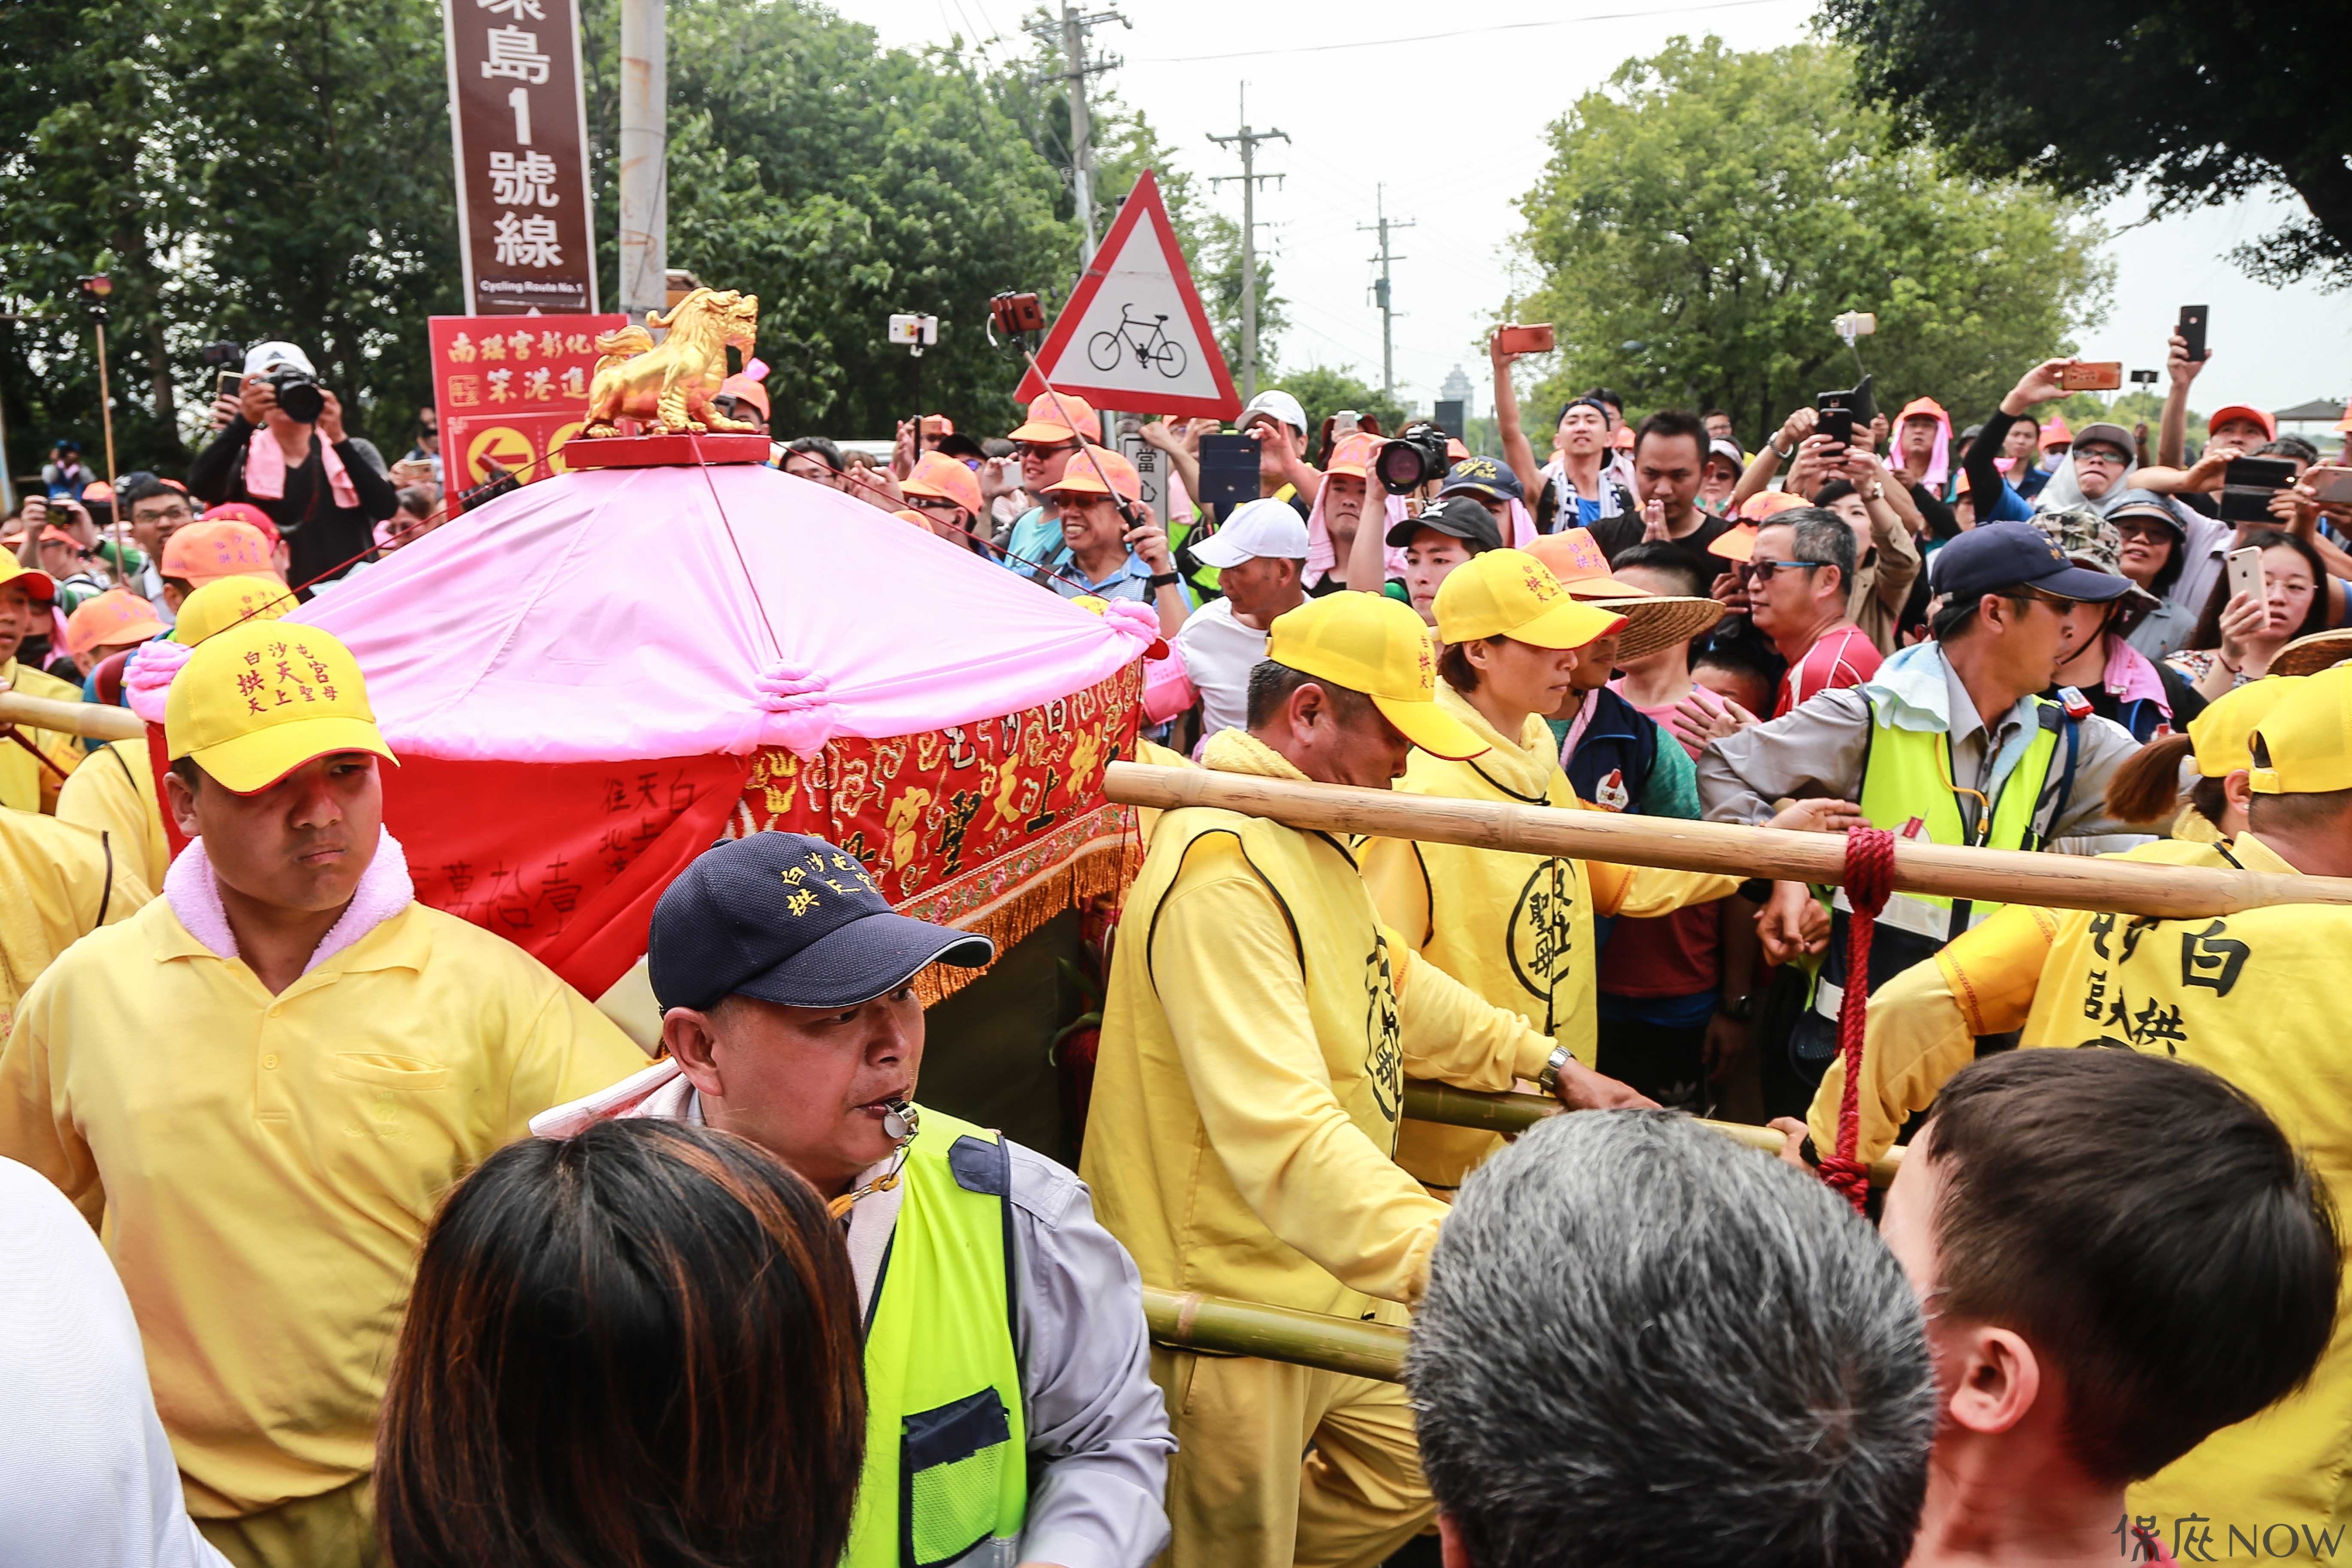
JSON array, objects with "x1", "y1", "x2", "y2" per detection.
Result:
[
  {"x1": 1407, "y1": 1111, "x2": 1935, "y2": 1568},
  {"x1": 1747, "y1": 506, "x2": 1880, "y2": 717}
]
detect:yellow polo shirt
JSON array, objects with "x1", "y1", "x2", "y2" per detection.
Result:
[
  {"x1": 0, "y1": 658, "x2": 85, "y2": 814},
  {"x1": 0, "y1": 893, "x2": 647, "y2": 1517},
  {"x1": 0, "y1": 807, "x2": 152, "y2": 1035},
  {"x1": 56, "y1": 736, "x2": 170, "y2": 893}
]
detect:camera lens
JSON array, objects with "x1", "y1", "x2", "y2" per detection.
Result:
[
  {"x1": 1376, "y1": 440, "x2": 1427, "y2": 496},
  {"x1": 272, "y1": 371, "x2": 326, "y2": 425}
]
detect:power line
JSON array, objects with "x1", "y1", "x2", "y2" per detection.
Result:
[{"x1": 1147, "y1": 0, "x2": 1798, "y2": 64}]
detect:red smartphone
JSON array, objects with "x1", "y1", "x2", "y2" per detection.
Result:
[
  {"x1": 1494, "y1": 323, "x2": 1556, "y2": 355},
  {"x1": 2057, "y1": 361, "x2": 2123, "y2": 392}
]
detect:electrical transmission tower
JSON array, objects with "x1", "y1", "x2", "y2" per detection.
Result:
[
  {"x1": 1208, "y1": 85, "x2": 1287, "y2": 401},
  {"x1": 1358, "y1": 184, "x2": 1415, "y2": 402}
]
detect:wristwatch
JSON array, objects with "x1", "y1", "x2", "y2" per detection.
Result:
[
  {"x1": 1536, "y1": 1044, "x2": 1573, "y2": 1098},
  {"x1": 1768, "y1": 438, "x2": 1795, "y2": 463},
  {"x1": 1716, "y1": 991, "x2": 1755, "y2": 1023},
  {"x1": 1146, "y1": 570, "x2": 1181, "y2": 590}
]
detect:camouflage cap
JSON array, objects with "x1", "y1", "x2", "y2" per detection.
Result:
[{"x1": 2033, "y1": 507, "x2": 2158, "y2": 608}]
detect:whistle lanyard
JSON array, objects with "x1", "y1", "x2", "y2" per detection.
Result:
[{"x1": 1933, "y1": 732, "x2": 1994, "y2": 848}]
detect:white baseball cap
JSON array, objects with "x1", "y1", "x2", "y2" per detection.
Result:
[
  {"x1": 243, "y1": 341, "x2": 316, "y2": 377},
  {"x1": 1192, "y1": 498, "x2": 1309, "y2": 568},
  {"x1": 1240, "y1": 390, "x2": 1308, "y2": 437}
]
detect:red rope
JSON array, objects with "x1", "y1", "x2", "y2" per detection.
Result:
[{"x1": 1821, "y1": 825, "x2": 1896, "y2": 1212}]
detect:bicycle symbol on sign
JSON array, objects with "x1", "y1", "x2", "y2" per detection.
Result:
[{"x1": 1088, "y1": 306, "x2": 1189, "y2": 380}]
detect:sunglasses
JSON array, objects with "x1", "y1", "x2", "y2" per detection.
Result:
[
  {"x1": 1749, "y1": 558, "x2": 1828, "y2": 582},
  {"x1": 1019, "y1": 440, "x2": 1079, "y2": 460},
  {"x1": 905, "y1": 495, "x2": 962, "y2": 513}
]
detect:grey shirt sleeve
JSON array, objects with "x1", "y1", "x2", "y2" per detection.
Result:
[
  {"x1": 1006, "y1": 1141, "x2": 1174, "y2": 1568},
  {"x1": 2043, "y1": 712, "x2": 2142, "y2": 842},
  {"x1": 1696, "y1": 687, "x2": 1876, "y2": 823}
]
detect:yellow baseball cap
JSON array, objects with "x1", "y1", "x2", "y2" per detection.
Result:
[
  {"x1": 1433, "y1": 548, "x2": 1626, "y2": 650},
  {"x1": 2249, "y1": 666, "x2": 2352, "y2": 795},
  {"x1": 166, "y1": 618, "x2": 397, "y2": 793},
  {"x1": 2187, "y1": 674, "x2": 2303, "y2": 778},
  {"x1": 1265, "y1": 593, "x2": 1488, "y2": 760},
  {"x1": 172, "y1": 574, "x2": 299, "y2": 646}
]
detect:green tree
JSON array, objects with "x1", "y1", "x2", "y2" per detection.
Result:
[
  {"x1": 1267, "y1": 366, "x2": 1406, "y2": 440},
  {"x1": 1825, "y1": 0, "x2": 2352, "y2": 289},
  {"x1": 583, "y1": 0, "x2": 1079, "y2": 438},
  {"x1": 1507, "y1": 37, "x2": 2109, "y2": 448}
]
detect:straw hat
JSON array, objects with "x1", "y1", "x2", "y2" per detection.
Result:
[
  {"x1": 1519, "y1": 530, "x2": 1724, "y2": 661},
  {"x1": 2269, "y1": 627, "x2": 2352, "y2": 679}
]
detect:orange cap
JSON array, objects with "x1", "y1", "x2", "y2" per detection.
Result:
[
  {"x1": 920, "y1": 414, "x2": 955, "y2": 436},
  {"x1": 1326, "y1": 432, "x2": 1381, "y2": 478},
  {"x1": 2205, "y1": 404, "x2": 2277, "y2": 443},
  {"x1": 1736, "y1": 489, "x2": 1810, "y2": 523},
  {"x1": 201, "y1": 501, "x2": 282, "y2": 548},
  {"x1": 718, "y1": 373, "x2": 770, "y2": 419},
  {"x1": 65, "y1": 589, "x2": 166, "y2": 655},
  {"x1": 1611, "y1": 426, "x2": 1636, "y2": 451},
  {"x1": 1521, "y1": 528, "x2": 1649, "y2": 599},
  {"x1": 1044, "y1": 447, "x2": 1141, "y2": 503},
  {"x1": 890, "y1": 508, "x2": 932, "y2": 530},
  {"x1": 1708, "y1": 523, "x2": 1758, "y2": 563},
  {"x1": 162, "y1": 520, "x2": 276, "y2": 587},
  {"x1": 1445, "y1": 437, "x2": 1471, "y2": 461},
  {"x1": 1896, "y1": 396, "x2": 1949, "y2": 426},
  {"x1": 1008, "y1": 390, "x2": 1099, "y2": 444},
  {"x1": 2041, "y1": 417, "x2": 2073, "y2": 445},
  {"x1": 902, "y1": 451, "x2": 983, "y2": 516}
]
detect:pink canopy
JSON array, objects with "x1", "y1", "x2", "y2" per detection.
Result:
[
  {"x1": 286, "y1": 462, "x2": 1153, "y2": 1003},
  {"x1": 297, "y1": 464, "x2": 1158, "y2": 762}
]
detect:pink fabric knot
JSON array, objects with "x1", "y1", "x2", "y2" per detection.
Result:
[
  {"x1": 755, "y1": 661, "x2": 837, "y2": 758},
  {"x1": 124, "y1": 639, "x2": 192, "y2": 725},
  {"x1": 1095, "y1": 599, "x2": 1161, "y2": 650}
]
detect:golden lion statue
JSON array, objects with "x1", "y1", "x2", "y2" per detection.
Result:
[{"x1": 581, "y1": 287, "x2": 761, "y2": 437}]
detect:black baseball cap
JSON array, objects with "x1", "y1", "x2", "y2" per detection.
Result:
[
  {"x1": 1387, "y1": 494, "x2": 1504, "y2": 551},
  {"x1": 1929, "y1": 520, "x2": 2132, "y2": 605},
  {"x1": 648, "y1": 832, "x2": 994, "y2": 1013},
  {"x1": 1436, "y1": 455, "x2": 1524, "y2": 504}
]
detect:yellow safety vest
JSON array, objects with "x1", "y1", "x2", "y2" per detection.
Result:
[
  {"x1": 1804, "y1": 701, "x2": 2066, "y2": 1037},
  {"x1": 846, "y1": 1106, "x2": 1029, "y2": 1568}
]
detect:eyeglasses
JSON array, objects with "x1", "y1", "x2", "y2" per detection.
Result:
[
  {"x1": 132, "y1": 503, "x2": 195, "y2": 526},
  {"x1": 2114, "y1": 521, "x2": 2171, "y2": 543},
  {"x1": 1749, "y1": 558, "x2": 1827, "y2": 582},
  {"x1": 2072, "y1": 447, "x2": 2128, "y2": 468}
]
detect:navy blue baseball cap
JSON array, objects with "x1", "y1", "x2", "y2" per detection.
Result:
[
  {"x1": 648, "y1": 832, "x2": 994, "y2": 1013},
  {"x1": 1387, "y1": 494, "x2": 1505, "y2": 551},
  {"x1": 1436, "y1": 455, "x2": 1524, "y2": 504},
  {"x1": 1928, "y1": 520, "x2": 2132, "y2": 606}
]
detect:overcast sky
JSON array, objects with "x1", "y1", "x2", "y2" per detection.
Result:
[{"x1": 839, "y1": 0, "x2": 2352, "y2": 427}]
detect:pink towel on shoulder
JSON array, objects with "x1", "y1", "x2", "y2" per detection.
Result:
[{"x1": 245, "y1": 426, "x2": 358, "y2": 509}]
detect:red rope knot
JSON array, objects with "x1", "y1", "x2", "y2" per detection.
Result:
[{"x1": 1826, "y1": 825, "x2": 1898, "y2": 1213}]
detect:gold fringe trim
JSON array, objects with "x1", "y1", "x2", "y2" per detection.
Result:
[{"x1": 910, "y1": 834, "x2": 1141, "y2": 1008}]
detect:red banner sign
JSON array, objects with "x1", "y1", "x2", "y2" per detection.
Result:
[
  {"x1": 429, "y1": 313, "x2": 623, "y2": 512},
  {"x1": 441, "y1": 0, "x2": 598, "y2": 315}
]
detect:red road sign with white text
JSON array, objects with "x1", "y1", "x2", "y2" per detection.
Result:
[{"x1": 429, "y1": 313, "x2": 622, "y2": 514}]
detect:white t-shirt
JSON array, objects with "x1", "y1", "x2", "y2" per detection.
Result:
[
  {"x1": 1172, "y1": 597, "x2": 1269, "y2": 741},
  {"x1": 0, "y1": 1157, "x2": 228, "y2": 1568}
]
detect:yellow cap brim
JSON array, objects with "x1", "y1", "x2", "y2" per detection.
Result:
[
  {"x1": 186, "y1": 715, "x2": 399, "y2": 795},
  {"x1": 1370, "y1": 693, "x2": 1489, "y2": 761},
  {"x1": 1500, "y1": 598, "x2": 1628, "y2": 651}
]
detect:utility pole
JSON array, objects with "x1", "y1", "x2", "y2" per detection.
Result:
[
  {"x1": 1030, "y1": 6, "x2": 1128, "y2": 266},
  {"x1": 618, "y1": 0, "x2": 666, "y2": 320},
  {"x1": 1208, "y1": 86, "x2": 1287, "y2": 402},
  {"x1": 1358, "y1": 184, "x2": 1415, "y2": 402}
]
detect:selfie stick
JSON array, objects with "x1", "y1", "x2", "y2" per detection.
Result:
[{"x1": 986, "y1": 313, "x2": 1148, "y2": 533}]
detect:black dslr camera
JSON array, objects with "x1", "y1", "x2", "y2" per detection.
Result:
[
  {"x1": 1375, "y1": 423, "x2": 1453, "y2": 495},
  {"x1": 258, "y1": 363, "x2": 326, "y2": 425}
]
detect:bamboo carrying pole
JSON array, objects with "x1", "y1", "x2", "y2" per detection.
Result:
[
  {"x1": 1142, "y1": 1285, "x2": 1408, "y2": 1382},
  {"x1": 1400, "y1": 1081, "x2": 1906, "y2": 1188},
  {"x1": 1104, "y1": 763, "x2": 2352, "y2": 917},
  {"x1": 0, "y1": 689, "x2": 144, "y2": 743}
]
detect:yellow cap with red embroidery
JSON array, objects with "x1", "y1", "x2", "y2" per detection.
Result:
[
  {"x1": 1264, "y1": 593, "x2": 1487, "y2": 760},
  {"x1": 166, "y1": 618, "x2": 396, "y2": 793},
  {"x1": 1434, "y1": 548, "x2": 1626, "y2": 650},
  {"x1": 172, "y1": 575, "x2": 298, "y2": 646}
]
